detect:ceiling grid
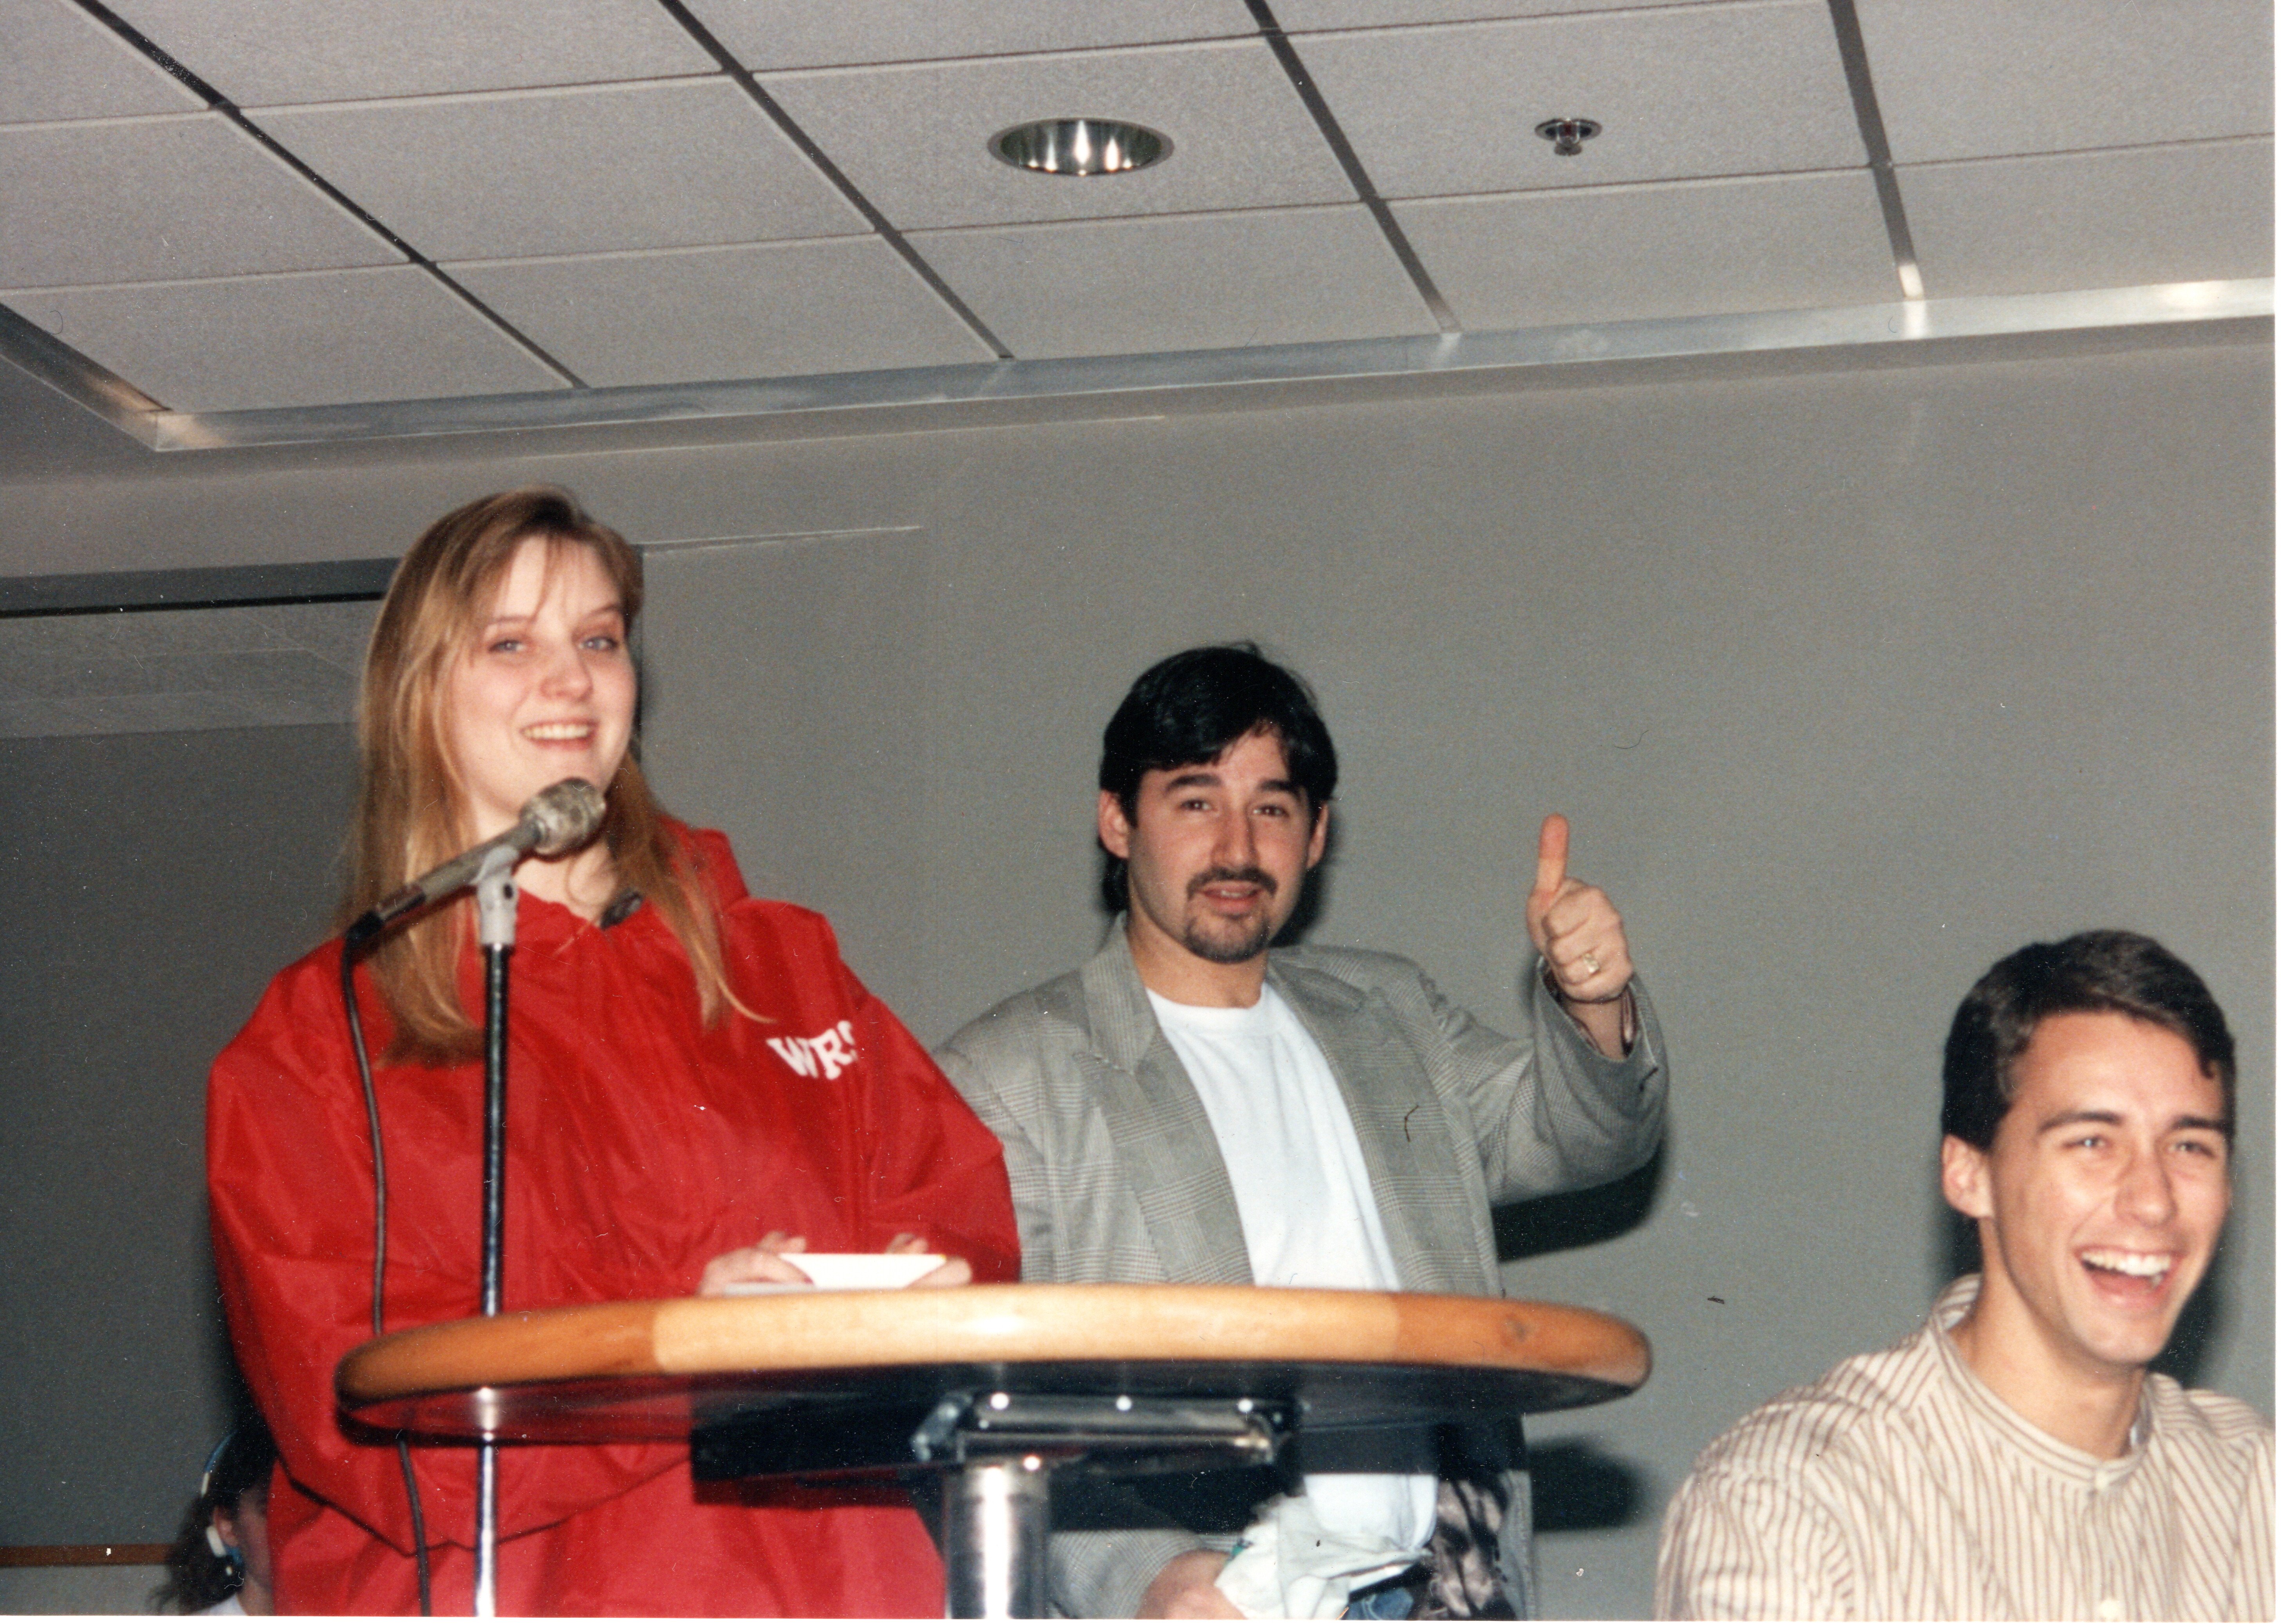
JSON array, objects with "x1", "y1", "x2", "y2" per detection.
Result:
[
  {"x1": 1820, "y1": 0, "x2": 1920, "y2": 297},
  {"x1": 649, "y1": 0, "x2": 1015, "y2": 359},
  {"x1": 0, "y1": 0, "x2": 2267, "y2": 450},
  {"x1": 57, "y1": 0, "x2": 593, "y2": 388},
  {"x1": 1245, "y1": 0, "x2": 1459, "y2": 332}
]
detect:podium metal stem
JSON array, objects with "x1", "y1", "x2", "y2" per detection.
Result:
[
  {"x1": 473, "y1": 1445, "x2": 498, "y2": 1619},
  {"x1": 945, "y1": 1459, "x2": 1050, "y2": 1618}
]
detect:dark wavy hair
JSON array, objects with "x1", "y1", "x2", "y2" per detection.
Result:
[
  {"x1": 1096, "y1": 643, "x2": 1338, "y2": 912},
  {"x1": 1941, "y1": 930, "x2": 2236, "y2": 1150},
  {"x1": 154, "y1": 1416, "x2": 275, "y2": 1614}
]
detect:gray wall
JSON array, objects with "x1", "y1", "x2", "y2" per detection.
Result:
[
  {"x1": 632, "y1": 334, "x2": 2274, "y2": 1616},
  {"x1": 0, "y1": 330, "x2": 2267, "y2": 1617},
  {"x1": 0, "y1": 726, "x2": 355, "y2": 1546}
]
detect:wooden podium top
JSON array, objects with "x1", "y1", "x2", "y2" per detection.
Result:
[{"x1": 339, "y1": 1286, "x2": 1649, "y2": 1454}]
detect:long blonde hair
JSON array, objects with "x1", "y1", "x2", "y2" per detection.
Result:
[{"x1": 342, "y1": 486, "x2": 740, "y2": 1063}]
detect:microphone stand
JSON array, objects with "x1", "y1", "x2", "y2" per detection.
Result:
[
  {"x1": 340, "y1": 784, "x2": 599, "y2": 1617},
  {"x1": 470, "y1": 845, "x2": 519, "y2": 1619}
]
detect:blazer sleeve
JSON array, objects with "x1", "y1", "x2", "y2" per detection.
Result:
[
  {"x1": 932, "y1": 1013, "x2": 1062, "y2": 1287},
  {"x1": 1435, "y1": 960, "x2": 1669, "y2": 1204}
]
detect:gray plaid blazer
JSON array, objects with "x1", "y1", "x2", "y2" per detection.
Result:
[{"x1": 934, "y1": 930, "x2": 1667, "y2": 1618}]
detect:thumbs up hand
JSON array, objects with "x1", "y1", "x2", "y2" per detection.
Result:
[{"x1": 1526, "y1": 814, "x2": 1634, "y2": 1055}]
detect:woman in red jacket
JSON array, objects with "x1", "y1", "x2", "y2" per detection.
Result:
[{"x1": 208, "y1": 487, "x2": 1018, "y2": 1615}]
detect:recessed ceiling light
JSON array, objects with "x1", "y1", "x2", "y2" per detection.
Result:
[
  {"x1": 989, "y1": 118, "x2": 1170, "y2": 177},
  {"x1": 1534, "y1": 117, "x2": 1601, "y2": 157}
]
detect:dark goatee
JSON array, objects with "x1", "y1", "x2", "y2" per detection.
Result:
[{"x1": 1181, "y1": 866, "x2": 1279, "y2": 964}]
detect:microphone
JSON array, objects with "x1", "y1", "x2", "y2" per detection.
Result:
[{"x1": 345, "y1": 779, "x2": 606, "y2": 947}]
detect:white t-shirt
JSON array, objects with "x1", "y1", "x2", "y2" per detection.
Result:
[{"x1": 1149, "y1": 986, "x2": 1436, "y2": 1554}]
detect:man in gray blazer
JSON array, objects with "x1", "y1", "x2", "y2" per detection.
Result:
[{"x1": 936, "y1": 645, "x2": 1667, "y2": 1619}]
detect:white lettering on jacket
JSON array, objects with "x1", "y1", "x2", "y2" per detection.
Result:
[{"x1": 766, "y1": 1019, "x2": 858, "y2": 1080}]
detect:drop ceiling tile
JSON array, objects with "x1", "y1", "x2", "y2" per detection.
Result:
[
  {"x1": 683, "y1": 0, "x2": 1257, "y2": 70},
  {"x1": 0, "y1": 266, "x2": 568, "y2": 410},
  {"x1": 0, "y1": 113, "x2": 396, "y2": 286},
  {"x1": 1855, "y1": 0, "x2": 2271, "y2": 164},
  {"x1": 105, "y1": 0, "x2": 715, "y2": 104},
  {"x1": 1293, "y1": 0, "x2": 1864, "y2": 197},
  {"x1": 759, "y1": 39, "x2": 1354, "y2": 229},
  {"x1": 908, "y1": 206, "x2": 1434, "y2": 358},
  {"x1": 1903, "y1": 138, "x2": 2274, "y2": 298},
  {"x1": 447, "y1": 239, "x2": 994, "y2": 387},
  {"x1": 251, "y1": 79, "x2": 863, "y2": 261},
  {"x1": 1397, "y1": 169, "x2": 1896, "y2": 330},
  {"x1": 2, "y1": 0, "x2": 203, "y2": 123},
  {"x1": 1278, "y1": 0, "x2": 1704, "y2": 24}
]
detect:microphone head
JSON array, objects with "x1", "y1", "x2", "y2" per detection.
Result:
[{"x1": 524, "y1": 779, "x2": 607, "y2": 856}]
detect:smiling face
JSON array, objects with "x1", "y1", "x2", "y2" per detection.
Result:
[
  {"x1": 1943, "y1": 1009, "x2": 2232, "y2": 1394},
  {"x1": 1098, "y1": 726, "x2": 1328, "y2": 1001},
  {"x1": 442, "y1": 538, "x2": 635, "y2": 843}
]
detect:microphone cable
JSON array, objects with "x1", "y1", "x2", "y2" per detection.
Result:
[
  {"x1": 341, "y1": 944, "x2": 435, "y2": 1617},
  {"x1": 329, "y1": 783, "x2": 598, "y2": 1614}
]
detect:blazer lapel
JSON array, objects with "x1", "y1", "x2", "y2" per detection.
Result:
[
  {"x1": 1269, "y1": 959, "x2": 1482, "y2": 1295},
  {"x1": 1079, "y1": 934, "x2": 1254, "y2": 1285}
]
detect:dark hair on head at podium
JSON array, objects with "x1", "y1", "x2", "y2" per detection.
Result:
[
  {"x1": 1097, "y1": 643, "x2": 1338, "y2": 914},
  {"x1": 1941, "y1": 928, "x2": 2236, "y2": 1151},
  {"x1": 154, "y1": 1414, "x2": 276, "y2": 1615}
]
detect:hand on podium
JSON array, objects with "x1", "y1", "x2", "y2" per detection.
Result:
[{"x1": 699, "y1": 1231, "x2": 972, "y2": 1294}]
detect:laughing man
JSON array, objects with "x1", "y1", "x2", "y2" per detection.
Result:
[{"x1": 1656, "y1": 930, "x2": 2274, "y2": 1620}]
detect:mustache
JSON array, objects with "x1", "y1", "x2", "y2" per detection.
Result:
[{"x1": 1188, "y1": 866, "x2": 1278, "y2": 898}]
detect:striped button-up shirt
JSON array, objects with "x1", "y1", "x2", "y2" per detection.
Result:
[{"x1": 1656, "y1": 1277, "x2": 2274, "y2": 1620}]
